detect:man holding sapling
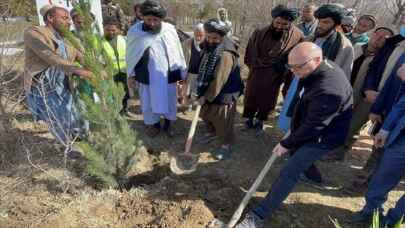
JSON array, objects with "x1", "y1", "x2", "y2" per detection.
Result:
[{"x1": 24, "y1": 4, "x2": 93, "y2": 157}]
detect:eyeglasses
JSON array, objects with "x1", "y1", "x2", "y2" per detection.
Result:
[{"x1": 285, "y1": 58, "x2": 314, "y2": 70}]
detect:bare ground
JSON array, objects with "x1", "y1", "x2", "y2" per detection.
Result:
[{"x1": 1, "y1": 98, "x2": 405, "y2": 228}]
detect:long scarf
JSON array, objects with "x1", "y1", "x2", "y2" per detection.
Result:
[
  {"x1": 196, "y1": 44, "x2": 224, "y2": 97},
  {"x1": 126, "y1": 22, "x2": 187, "y2": 77},
  {"x1": 321, "y1": 30, "x2": 342, "y2": 61}
]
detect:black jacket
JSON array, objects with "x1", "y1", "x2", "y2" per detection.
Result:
[
  {"x1": 363, "y1": 34, "x2": 405, "y2": 92},
  {"x1": 281, "y1": 60, "x2": 353, "y2": 150}
]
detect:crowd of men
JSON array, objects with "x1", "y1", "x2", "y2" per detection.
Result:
[{"x1": 23, "y1": 0, "x2": 405, "y2": 227}]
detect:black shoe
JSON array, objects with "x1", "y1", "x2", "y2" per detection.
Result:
[
  {"x1": 164, "y1": 127, "x2": 174, "y2": 138},
  {"x1": 146, "y1": 123, "x2": 161, "y2": 138},
  {"x1": 163, "y1": 119, "x2": 174, "y2": 137},
  {"x1": 299, "y1": 174, "x2": 324, "y2": 189},
  {"x1": 163, "y1": 119, "x2": 170, "y2": 130},
  {"x1": 347, "y1": 211, "x2": 373, "y2": 224},
  {"x1": 254, "y1": 121, "x2": 264, "y2": 136},
  {"x1": 242, "y1": 118, "x2": 255, "y2": 131},
  {"x1": 66, "y1": 149, "x2": 83, "y2": 160},
  {"x1": 299, "y1": 174, "x2": 342, "y2": 191},
  {"x1": 198, "y1": 134, "x2": 217, "y2": 144}
]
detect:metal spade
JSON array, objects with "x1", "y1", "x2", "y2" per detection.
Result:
[
  {"x1": 170, "y1": 105, "x2": 201, "y2": 175},
  {"x1": 208, "y1": 153, "x2": 278, "y2": 228}
]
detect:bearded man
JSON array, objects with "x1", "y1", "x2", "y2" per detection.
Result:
[
  {"x1": 196, "y1": 19, "x2": 243, "y2": 160},
  {"x1": 24, "y1": 4, "x2": 93, "y2": 156},
  {"x1": 126, "y1": 0, "x2": 187, "y2": 137},
  {"x1": 308, "y1": 4, "x2": 354, "y2": 78},
  {"x1": 243, "y1": 5, "x2": 304, "y2": 134}
]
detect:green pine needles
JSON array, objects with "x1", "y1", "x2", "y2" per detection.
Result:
[{"x1": 63, "y1": 0, "x2": 140, "y2": 188}]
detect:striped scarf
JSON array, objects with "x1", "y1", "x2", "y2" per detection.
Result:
[{"x1": 196, "y1": 44, "x2": 224, "y2": 97}]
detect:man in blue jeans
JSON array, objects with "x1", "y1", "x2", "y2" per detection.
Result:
[
  {"x1": 349, "y1": 63, "x2": 405, "y2": 226},
  {"x1": 236, "y1": 42, "x2": 353, "y2": 228}
]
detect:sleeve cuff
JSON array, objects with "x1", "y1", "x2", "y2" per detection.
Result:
[
  {"x1": 280, "y1": 139, "x2": 294, "y2": 150},
  {"x1": 378, "y1": 129, "x2": 390, "y2": 137}
]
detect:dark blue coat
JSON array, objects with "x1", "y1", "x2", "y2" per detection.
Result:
[
  {"x1": 382, "y1": 91, "x2": 405, "y2": 147},
  {"x1": 363, "y1": 35, "x2": 405, "y2": 93},
  {"x1": 370, "y1": 54, "x2": 405, "y2": 116}
]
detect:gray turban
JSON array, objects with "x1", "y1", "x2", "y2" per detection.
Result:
[{"x1": 203, "y1": 18, "x2": 230, "y2": 36}]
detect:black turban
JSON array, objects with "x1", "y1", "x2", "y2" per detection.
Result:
[
  {"x1": 203, "y1": 18, "x2": 230, "y2": 36},
  {"x1": 271, "y1": 5, "x2": 299, "y2": 22},
  {"x1": 314, "y1": 4, "x2": 345, "y2": 25},
  {"x1": 140, "y1": 0, "x2": 167, "y2": 18}
]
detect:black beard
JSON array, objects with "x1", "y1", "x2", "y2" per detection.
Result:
[
  {"x1": 203, "y1": 41, "x2": 219, "y2": 52},
  {"x1": 269, "y1": 25, "x2": 285, "y2": 40},
  {"x1": 143, "y1": 23, "x2": 162, "y2": 34},
  {"x1": 316, "y1": 27, "x2": 335, "y2": 38}
]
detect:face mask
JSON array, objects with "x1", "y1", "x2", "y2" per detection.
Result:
[{"x1": 400, "y1": 25, "x2": 405, "y2": 37}]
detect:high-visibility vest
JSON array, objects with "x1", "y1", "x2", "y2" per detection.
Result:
[{"x1": 102, "y1": 35, "x2": 127, "y2": 74}]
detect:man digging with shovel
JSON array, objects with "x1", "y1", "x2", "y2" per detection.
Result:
[
  {"x1": 235, "y1": 42, "x2": 353, "y2": 228},
  {"x1": 196, "y1": 18, "x2": 243, "y2": 161},
  {"x1": 170, "y1": 19, "x2": 243, "y2": 174}
]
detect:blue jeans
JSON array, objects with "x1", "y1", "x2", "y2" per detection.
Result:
[
  {"x1": 362, "y1": 133, "x2": 405, "y2": 224},
  {"x1": 253, "y1": 144, "x2": 329, "y2": 219}
]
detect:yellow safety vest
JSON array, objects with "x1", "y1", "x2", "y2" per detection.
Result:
[{"x1": 102, "y1": 35, "x2": 127, "y2": 74}]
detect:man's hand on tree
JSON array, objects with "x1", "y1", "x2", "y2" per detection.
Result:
[{"x1": 73, "y1": 68, "x2": 94, "y2": 81}]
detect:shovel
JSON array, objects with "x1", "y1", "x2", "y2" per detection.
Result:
[
  {"x1": 170, "y1": 105, "x2": 201, "y2": 175},
  {"x1": 209, "y1": 153, "x2": 278, "y2": 228}
]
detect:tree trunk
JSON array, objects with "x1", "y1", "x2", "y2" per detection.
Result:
[
  {"x1": 392, "y1": 8, "x2": 404, "y2": 25},
  {"x1": 352, "y1": 0, "x2": 362, "y2": 9}
]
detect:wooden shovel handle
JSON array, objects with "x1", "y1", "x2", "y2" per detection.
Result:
[
  {"x1": 184, "y1": 105, "x2": 202, "y2": 154},
  {"x1": 226, "y1": 153, "x2": 278, "y2": 228}
]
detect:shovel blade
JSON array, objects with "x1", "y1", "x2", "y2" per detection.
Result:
[
  {"x1": 208, "y1": 218, "x2": 227, "y2": 228},
  {"x1": 169, "y1": 154, "x2": 199, "y2": 175}
]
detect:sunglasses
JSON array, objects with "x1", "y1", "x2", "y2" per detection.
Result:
[{"x1": 285, "y1": 58, "x2": 314, "y2": 70}]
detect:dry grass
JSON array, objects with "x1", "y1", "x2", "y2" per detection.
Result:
[{"x1": 0, "y1": 20, "x2": 31, "y2": 42}]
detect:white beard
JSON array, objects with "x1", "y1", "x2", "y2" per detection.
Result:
[{"x1": 193, "y1": 38, "x2": 202, "y2": 52}]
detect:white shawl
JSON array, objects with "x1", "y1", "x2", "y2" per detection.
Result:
[{"x1": 126, "y1": 21, "x2": 187, "y2": 78}]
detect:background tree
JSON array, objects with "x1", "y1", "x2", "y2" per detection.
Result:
[
  {"x1": 0, "y1": 0, "x2": 36, "y2": 18},
  {"x1": 386, "y1": 0, "x2": 405, "y2": 25}
]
